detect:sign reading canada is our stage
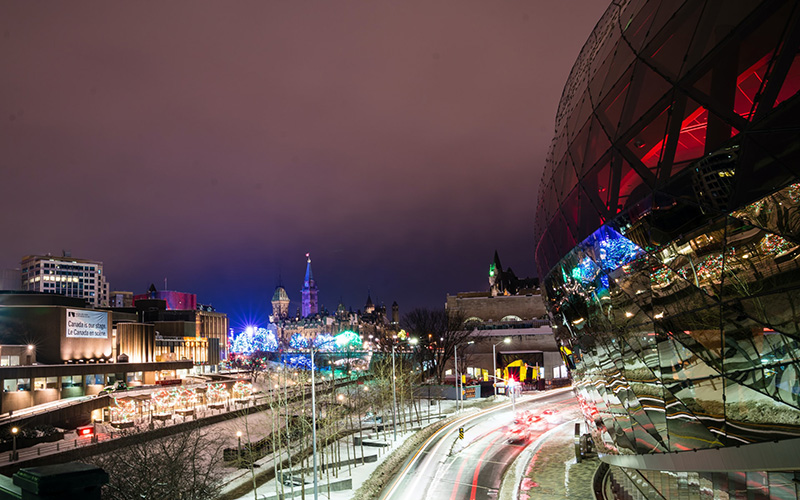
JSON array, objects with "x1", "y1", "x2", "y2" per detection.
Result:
[{"x1": 65, "y1": 309, "x2": 108, "y2": 339}]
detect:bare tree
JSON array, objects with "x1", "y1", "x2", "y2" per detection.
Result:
[
  {"x1": 88, "y1": 424, "x2": 224, "y2": 500},
  {"x1": 401, "y1": 307, "x2": 470, "y2": 383}
]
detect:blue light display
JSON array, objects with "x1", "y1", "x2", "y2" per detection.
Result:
[
  {"x1": 290, "y1": 333, "x2": 309, "y2": 350},
  {"x1": 314, "y1": 334, "x2": 336, "y2": 351},
  {"x1": 568, "y1": 227, "x2": 643, "y2": 286},
  {"x1": 230, "y1": 326, "x2": 278, "y2": 354},
  {"x1": 571, "y1": 256, "x2": 599, "y2": 284},
  {"x1": 593, "y1": 227, "x2": 644, "y2": 272},
  {"x1": 285, "y1": 355, "x2": 313, "y2": 370}
]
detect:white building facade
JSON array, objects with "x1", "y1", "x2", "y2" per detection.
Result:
[{"x1": 20, "y1": 254, "x2": 109, "y2": 307}]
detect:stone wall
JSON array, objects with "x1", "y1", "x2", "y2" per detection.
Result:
[{"x1": 445, "y1": 294, "x2": 547, "y2": 322}]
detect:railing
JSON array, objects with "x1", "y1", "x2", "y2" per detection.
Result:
[
  {"x1": 0, "y1": 394, "x2": 108, "y2": 424},
  {"x1": 474, "y1": 319, "x2": 552, "y2": 330}
]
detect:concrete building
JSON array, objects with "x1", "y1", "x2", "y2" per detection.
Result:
[
  {"x1": 0, "y1": 293, "x2": 192, "y2": 414},
  {"x1": 445, "y1": 254, "x2": 563, "y2": 385},
  {"x1": 535, "y1": 1, "x2": 800, "y2": 497},
  {"x1": 109, "y1": 291, "x2": 133, "y2": 308},
  {"x1": 133, "y1": 285, "x2": 196, "y2": 311},
  {"x1": 446, "y1": 293, "x2": 547, "y2": 323},
  {"x1": 20, "y1": 254, "x2": 109, "y2": 308},
  {"x1": 0, "y1": 269, "x2": 20, "y2": 291}
]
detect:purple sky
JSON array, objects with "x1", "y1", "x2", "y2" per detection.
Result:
[{"x1": 0, "y1": 1, "x2": 607, "y2": 327}]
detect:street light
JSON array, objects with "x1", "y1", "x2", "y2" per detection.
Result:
[
  {"x1": 11, "y1": 427, "x2": 18, "y2": 461},
  {"x1": 492, "y1": 337, "x2": 511, "y2": 397},
  {"x1": 391, "y1": 342, "x2": 398, "y2": 440},
  {"x1": 310, "y1": 346, "x2": 319, "y2": 500},
  {"x1": 454, "y1": 341, "x2": 474, "y2": 413},
  {"x1": 236, "y1": 430, "x2": 242, "y2": 461}
]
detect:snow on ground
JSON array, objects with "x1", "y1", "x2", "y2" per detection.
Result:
[{"x1": 230, "y1": 396, "x2": 496, "y2": 500}]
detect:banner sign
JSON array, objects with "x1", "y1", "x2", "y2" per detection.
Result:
[{"x1": 66, "y1": 309, "x2": 108, "y2": 339}]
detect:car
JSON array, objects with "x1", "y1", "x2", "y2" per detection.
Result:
[
  {"x1": 513, "y1": 410, "x2": 533, "y2": 425},
  {"x1": 507, "y1": 422, "x2": 530, "y2": 443},
  {"x1": 281, "y1": 473, "x2": 307, "y2": 486},
  {"x1": 362, "y1": 412, "x2": 383, "y2": 424},
  {"x1": 528, "y1": 414, "x2": 546, "y2": 430},
  {"x1": 101, "y1": 381, "x2": 129, "y2": 393},
  {"x1": 542, "y1": 408, "x2": 560, "y2": 424}
]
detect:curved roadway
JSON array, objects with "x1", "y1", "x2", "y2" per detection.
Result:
[{"x1": 380, "y1": 389, "x2": 576, "y2": 500}]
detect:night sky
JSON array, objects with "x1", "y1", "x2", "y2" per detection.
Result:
[{"x1": 0, "y1": 1, "x2": 607, "y2": 329}]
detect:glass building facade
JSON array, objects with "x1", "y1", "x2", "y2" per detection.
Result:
[{"x1": 534, "y1": 0, "x2": 800, "y2": 496}]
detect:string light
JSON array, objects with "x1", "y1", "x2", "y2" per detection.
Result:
[
  {"x1": 289, "y1": 333, "x2": 309, "y2": 350},
  {"x1": 111, "y1": 397, "x2": 137, "y2": 423},
  {"x1": 232, "y1": 380, "x2": 253, "y2": 400},
  {"x1": 152, "y1": 388, "x2": 179, "y2": 415},
  {"x1": 206, "y1": 383, "x2": 228, "y2": 405}
]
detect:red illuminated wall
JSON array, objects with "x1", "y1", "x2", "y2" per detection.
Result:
[{"x1": 133, "y1": 290, "x2": 196, "y2": 311}]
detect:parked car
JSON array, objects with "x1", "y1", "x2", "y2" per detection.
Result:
[
  {"x1": 101, "y1": 381, "x2": 129, "y2": 393},
  {"x1": 362, "y1": 412, "x2": 384, "y2": 424}
]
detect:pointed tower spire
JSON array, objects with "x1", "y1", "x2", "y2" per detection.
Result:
[
  {"x1": 301, "y1": 253, "x2": 319, "y2": 317},
  {"x1": 304, "y1": 253, "x2": 314, "y2": 282},
  {"x1": 490, "y1": 250, "x2": 503, "y2": 296}
]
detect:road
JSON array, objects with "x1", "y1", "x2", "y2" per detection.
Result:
[{"x1": 380, "y1": 389, "x2": 577, "y2": 500}]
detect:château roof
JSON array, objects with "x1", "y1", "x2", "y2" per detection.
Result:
[{"x1": 272, "y1": 286, "x2": 289, "y2": 302}]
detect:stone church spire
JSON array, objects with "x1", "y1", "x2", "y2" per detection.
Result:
[{"x1": 301, "y1": 253, "x2": 319, "y2": 317}]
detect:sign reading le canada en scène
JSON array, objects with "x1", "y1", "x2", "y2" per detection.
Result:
[{"x1": 65, "y1": 309, "x2": 108, "y2": 339}]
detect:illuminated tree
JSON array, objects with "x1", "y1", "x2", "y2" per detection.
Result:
[
  {"x1": 289, "y1": 333, "x2": 309, "y2": 350},
  {"x1": 334, "y1": 330, "x2": 362, "y2": 350},
  {"x1": 230, "y1": 327, "x2": 278, "y2": 354},
  {"x1": 314, "y1": 334, "x2": 336, "y2": 351}
]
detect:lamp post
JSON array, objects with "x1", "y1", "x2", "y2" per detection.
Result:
[
  {"x1": 236, "y1": 430, "x2": 242, "y2": 462},
  {"x1": 391, "y1": 342, "x2": 398, "y2": 441},
  {"x1": 11, "y1": 427, "x2": 18, "y2": 461},
  {"x1": 409, "y1": 338, "x2": 419, "y2": 425},
  {"x1": 492, "y1": 337, "x2": 511, "y2": 397},
  {"x1": 310, "y1": 346, "x2": 319, "y2": 500},
  {"x1": 454, "y1": 341, "x2": 474, "y2": 412},
  {"x1": 454, "y1": 344, "x2": 459, "y2": 413}
]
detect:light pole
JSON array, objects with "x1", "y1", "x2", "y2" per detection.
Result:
[
  {"x1": 236, "y1": 430, "x2": 242, "y2": 461},
  {"x1": 409, "y1": 338, "x2": 419, "y2": 425},
  {"x1": 454, "y1": 341, "x2": 474, "y2": 412},
  {"x1": 310, "y1": 346, "x2": 319, "y2": 500},
  {"x1": 454, "y1": 344, "x2": 459, "y2": 413},
  {"x1": 492, "y1": 337, "x2": 511, "y2": 397},
  {"x1": 391, "y1": 342, "x2": 398, "y2": 441},
  {"x1": 10, "y1": 427, "x2": 18, "y2": 461}
]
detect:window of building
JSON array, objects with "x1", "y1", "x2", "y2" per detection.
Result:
[
  {"x1": 61, "y1": 375, "x2": 82, "y2": 388},
  {"x1": 16, "y1": 378, "x2": 30, "y2": 391},
  {"x1": 0, "y1": 355, "x2": 20, "y2": 366}
]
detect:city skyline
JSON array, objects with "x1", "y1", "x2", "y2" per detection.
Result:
[{"x1": 0, "y1": 1, "x2": 607, "y2": 324}]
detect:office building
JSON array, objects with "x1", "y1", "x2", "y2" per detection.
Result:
[{"x1": 20, "y1": 254, "x2": 109, "y2": 308}]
